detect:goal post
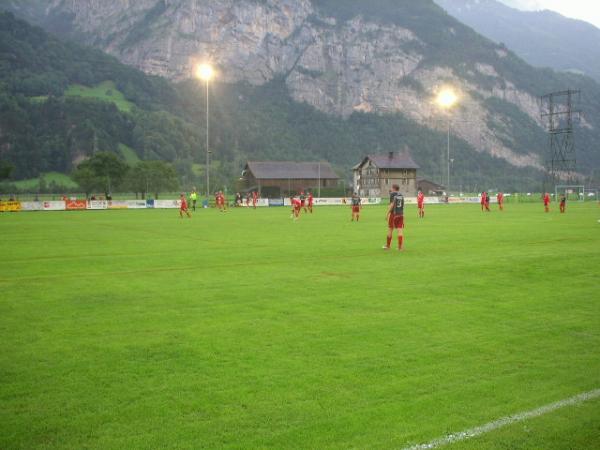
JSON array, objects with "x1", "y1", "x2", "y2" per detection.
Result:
[{"x1": 555, "y1": 185, "x2": 585, "y2": 202}]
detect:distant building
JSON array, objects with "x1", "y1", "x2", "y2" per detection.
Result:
[
  {"x1": 353, "y1": 152, "x2": 419, "y2": 197},
  {"x1": 417, "y1": 178, "x2": 446, "y2": 196},
  {"x1": 241, "y1": 161, "x2": 339, "y2": 197}
]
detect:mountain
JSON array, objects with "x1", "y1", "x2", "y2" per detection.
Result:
[
  {"x1": 1, "y1": 1, "x2": 599, "y2": 191},
  {"x1": 435, "y1": 0, "x2": 600, "y2": 82}
]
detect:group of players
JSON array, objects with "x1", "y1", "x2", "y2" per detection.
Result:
[
  {"x1": 180, "y1": 189, "x2": 262, "y2": 217},
  {"x1": 290, "y1": 191, "x2": 314, "y2": 219},
  {"x1": 481, "y1": 191, "x2": 566, "y2": 214},
  {"x1": 179, "y1": 185, "x2": 570, "y2": 251}
]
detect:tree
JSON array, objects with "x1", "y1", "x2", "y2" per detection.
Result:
[
  {"x1": 71, "y1": 165, "x2": 101, "y2": 198},
  {"x1": 124, "y1": 160, "x2": 179, "y2": 199},
  {"x1": 71, "y1": 152, "x2": 129, "y2": 197},
  {"x1": 126, "y1": 163, "x2": 149, "y2": 199},
  {"x1": 0, "y1": 160, "x2": 14, "y2": 180},
  {"x1": 87, "y1": 151, "x2": 129, "y2": 196},
  {"x1": 144, "y1": 160, "x2": 179, "y2": 199}
]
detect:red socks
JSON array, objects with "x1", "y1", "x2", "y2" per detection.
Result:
[
  {"x1": 386, "y1": 236, "x2": 392, "y2": 247},
  {"x1": 398, "y1": 236, "x2": 404, "y2": 249}
]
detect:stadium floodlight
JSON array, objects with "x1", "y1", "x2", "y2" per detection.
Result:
[
  {"x1": 436, "y1": 88, "x2": 459, "y2": 194},
  {"x1": 195, "y1": 63, "x2": 215, "y2": 200},
  {"x1": 436, "y1": 89, "x2": 458, "y2": 109},
  {"x1": 196, "y1": 64, "x2": 214, "y2": 82}
]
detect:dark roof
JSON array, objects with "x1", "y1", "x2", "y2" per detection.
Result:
[
  {"x1": 246, "y1": 161, "x2": 339, "y2": 180},
  {"x1": 417, "y1": 178, "x2": 445, "y2": 189},
  {"x1": 362, "y1": 153, "x2": 420, "y2": 170}
]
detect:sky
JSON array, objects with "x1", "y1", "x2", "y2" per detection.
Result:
[{"x1": 498, "y1": 0, "x2": 600, "y2": 28}]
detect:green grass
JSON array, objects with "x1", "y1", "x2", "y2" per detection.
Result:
[
  {"x1": 1, "y1": 203, "x2": 599, "y2": 449},
  {"x1": 65, "y1": 81, "x2": 134, "y2": 112},
  {"x1": 119, "y1": 143, "x2": 141, "y2": 164},
  {"x1": 27, "y1": 95, "x2": 49, "y2": 103},
  {"x1": 12, "y1": 172, "x2": 78, "y2": 190},
  {"x1": 191, "y1": 163, "x2": 204, "y2": 177}
]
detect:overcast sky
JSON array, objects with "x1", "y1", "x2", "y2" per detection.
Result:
[{"x1": 497, "y1": 0, "x2": 600, "y2": 28}]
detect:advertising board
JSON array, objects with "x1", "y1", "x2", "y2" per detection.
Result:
[
  {"x1": 42, "y1": 201, "x2": 65, "y2": 211},
  {"x1": 125, "y1": 200, "x2": 147, "y2": 209},
  {"x1": 154, "y1": 199, "x2": 181, "y2": 209},
  {"x1": 20, "y1": 201, "x2": 44, "y2": 211},
  {"x1": 65, "y1": 199, "x2": 86, "y2": 210},
  {"x1": 0, "y1": 201, "x2": 21, "y2": 212},
  {"x1": 108, "y1": 201, "x2": 129, "y2": 209},
  {"x1": 87, "y1": 200, "x2": 108, "y2": 210}
]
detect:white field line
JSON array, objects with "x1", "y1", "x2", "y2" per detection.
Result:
[{"x1": 404, "y1": 388, "x2": 600, "y2": 450}]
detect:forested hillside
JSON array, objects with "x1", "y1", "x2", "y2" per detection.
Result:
[{"x1": 0, "y1": 12, "x2": 591, "y2": 192}]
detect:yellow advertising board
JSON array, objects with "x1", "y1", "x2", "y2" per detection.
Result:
[{"x1": 0, "y1": 201, "x2": 21, "y2": 212}]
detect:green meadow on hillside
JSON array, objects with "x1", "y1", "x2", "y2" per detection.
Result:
[
  {"x1": 65, "y1": 81, "x2": 135, "y2": 112},
  {"x1": 1, "y1": 203, "x2": 599, "y2": 449},
  {"x1": 12, "y1": 171, "x2": 79, "y2": 190}
]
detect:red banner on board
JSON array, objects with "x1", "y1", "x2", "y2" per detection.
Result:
[{"x1": 65, "y1": 199, "x2": 87, "y2": 210}]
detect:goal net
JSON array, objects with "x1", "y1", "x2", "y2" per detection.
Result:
[{"x1": 555, "y1": 185, "x2": 585, "y2": 202}]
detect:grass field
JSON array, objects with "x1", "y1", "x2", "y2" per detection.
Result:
[{"x1": 1, "y1": 203, "x2": 599, "y2": 449}]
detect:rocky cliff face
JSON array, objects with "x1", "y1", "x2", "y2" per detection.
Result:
[{"x1": 14, "y1": 0, "x2": 590, "y2": 170}]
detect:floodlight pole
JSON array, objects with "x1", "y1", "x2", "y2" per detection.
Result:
[
  {"x1": 447, "y1": 120, "x2": 451, "y2": 194},
  {"x1": 318, "y1": 162, "x2": 321, "y2": 197},
  {"x1": 205, "y1": 78, "x2": 210, "y2": 202}
]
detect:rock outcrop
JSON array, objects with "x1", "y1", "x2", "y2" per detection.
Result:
[{"x1": 17, "y1": 0, "x2": 586, "y2": 170}]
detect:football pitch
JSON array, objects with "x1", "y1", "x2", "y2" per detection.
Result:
[{"x1": 1, "y1": 203, "x2": 599, "y2": 449}]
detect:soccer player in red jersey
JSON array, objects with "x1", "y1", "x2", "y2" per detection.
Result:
[
  {"x1": 215, "y1": 191, "x2": 226, "y2": 212},
  {"x1": 252, "y1": 191, "x2": 258, "y2": 209},
  {"x1": 559, "y1": 194, "x2": 566, "y2": 213},
  {"x1": 179, "y1": 193, "x2": 191, "y2": 218},
  {"x1": 290, "y1": 195, "x2": 302, "y2": 220},
  {"x1": 497, "y1": 192, "x2": 504, "y2": 211},
  {"x1": 350, "y1": 193, "x2": 362, "y2": 221},
  {"x1": 417, "y1": 189, "x2": 425, "y2": 218},
  {"x1": 480, "y1": 192, "x2": 486, "y2": 211},
  {"x1": 299, "y1": 191, "x2": 308, "y2": 213},
  {"x1": 307, "y1": 192, "x2": 314, "y2": 213},
  {"x1": 543, "y1": 192, "x2": 551, "y2": 212},
  {"x1": 384, "y1": 184, "x2": 405, "y2": 250}
]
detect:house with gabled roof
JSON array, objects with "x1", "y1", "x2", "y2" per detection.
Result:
[
  {"x1": 241, "y1": 161, "x2": 339, "y2": 197},
  {"x1": 353, "y1": 152, "x2": 419, "y2": 197}
]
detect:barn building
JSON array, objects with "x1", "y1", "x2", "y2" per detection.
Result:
[
  {"x1": 417, "y1": 178, "x2": 446, "y2": 196},
  {"x1": 241, "y1": 161, "x2": 340, "y2": 198},
  {"x1": 353, "y1": 152, "x2": 419, "y2": 197}
]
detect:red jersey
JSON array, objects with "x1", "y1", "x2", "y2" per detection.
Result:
[
  {"x1": 180, "y1": 198, "x2": 188, "y2": 210},
  {"x1": 292, "y1": 198, "x2": 301, "y2": 209},
  {"x1": 543, "y1": 194, "x2": 550, "y2": 205},
  {"x1": 497, "y1": 193, "x2": 503, "y2": 203},
  {"x1": 308, "y1": 194, "x2": 313, "y2": 205},
  {"x1": 417, "y1": 192, "x2": 424, "y2": 206}
]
